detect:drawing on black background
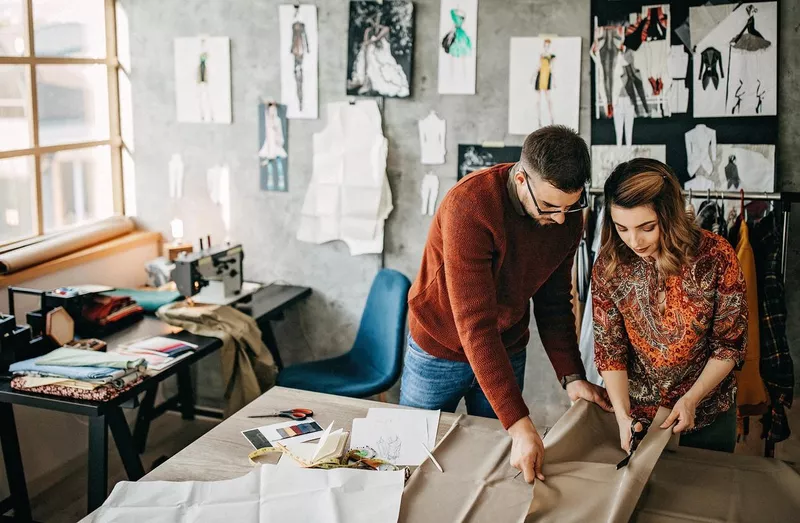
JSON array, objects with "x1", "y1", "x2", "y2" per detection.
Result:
[{"x1": 457, "y1": 145, "x2": 522, "y2": 180}]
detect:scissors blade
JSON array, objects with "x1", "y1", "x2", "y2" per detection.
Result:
[{"x1": 616, "y1": 452, "x2": 632, "y2": 469}]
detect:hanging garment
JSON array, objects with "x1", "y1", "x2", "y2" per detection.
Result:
[
  {"x1": 685, "y1": 124, "x2": 717, "y2": 176},
  {"x1": 698, "y1": 47, "x2": 724, "y2": 90},
  {"x1": 752, "y1": 212, "x2": 794, "y2": 443},
  {"x1": 420, "y1": 173, "x2": 439, "y2": 216},
  {"x1": 157, "y1": 302, "x2": 277, "y2": 418},
  {"x1": 733, "y1": 219, "x2": 769, "y2": 415},
  {"x1": 619, "y1": 49, "x2": 649, "y2": 117},
  {"x1": 684, "y1": 174, "x2": 715, "y2": 213},
  {"x1": 418, "y1": 111, "x2": 446, "y2": 165},
  {"x1": 695, "y1": 200, "x2": 727, "y2": 238},
  {"x1": 297, "y1": 100, "x2": 392, "y2": 256},
  {"x1": 578, "y1": 287, "x2": 603, "y2": 387},
  {"x1": 612, "y1": 95, "x2": 634, "y2": 145},
  {"x1": 168, "y1": 153, "x2": 184, "y2": 199}
]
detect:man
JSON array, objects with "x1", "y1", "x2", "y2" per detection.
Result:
[{"x1": 400, "y1": 125, "x2": 612, "y2": 484}]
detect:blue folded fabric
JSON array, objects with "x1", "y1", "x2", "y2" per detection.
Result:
[{"x1": 9, "y1": 358, "x2": 127, "y2": 381}]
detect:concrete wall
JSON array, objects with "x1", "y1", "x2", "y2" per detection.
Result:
[{"x1": 121, "y1": 0, "x2": 800, "y2": 428}]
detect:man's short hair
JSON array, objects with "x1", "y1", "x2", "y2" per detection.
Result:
[{"x1": 521, "y1": 125, "x2": 590, "y2": 192}]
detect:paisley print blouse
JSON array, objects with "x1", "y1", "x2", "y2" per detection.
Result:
[{"x1": 593, "y1": 230, "x2": 747, "y2": 431}]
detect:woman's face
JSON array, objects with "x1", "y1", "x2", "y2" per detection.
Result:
[{"x1": 610, "y1": 204, "x2": 661, "y2": 259}]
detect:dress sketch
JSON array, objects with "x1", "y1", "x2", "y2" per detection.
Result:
[
  {"x1": 532, "y1": 39, "x2": 555, "y2": 127},
  {"x1": 699, "y1": 47, "x2": 724, "y2": 90},
  {"x1": 258, "y1": 104, "x2": 288, "y2": 191},
  {"x1": 348, "y1": 12, "x2": 410, "y2": 97},
  {"x1": 441, "y1": 8, "x2": 471, "y2": 57},
  {"x1": 197, "y1": 42, "x2": 213, "y2": 122},
  {"x1": 726, "y1": 4, "x2": 772, "y2": 111},
  {"x1": 290, "y1": 7, "x2": 309, "y2": 112}
]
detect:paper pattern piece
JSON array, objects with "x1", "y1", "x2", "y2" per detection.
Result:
[
  {"x1": 174, "y1": 37, "x2": 232, "y2": 123},
  {"x1": 297, "y1": 100, "x2": 393, "y2": 256},
  {"x1": 168, "y1": 154, "x2": 184, "y2": 199},
  {"x1": 692, "y1": 2, "x2": 777, "y2": 117},
  {"x1": 509, "y1": 37, "x2": 581, "y2": 134},
  {"x1": 346, "y1": 1, "x2": 413, "y2": 98},
  {"x1": 437, "y1": 0, "x2": 477, "y2": 95},
  {"x1": 206, "y1": 164, "x2": 231, "y2": 235},
  {"x1": 419, "y1": 111, "x2": 446, "y2": 165},
  {"x1": 258, "y1": 102, "x2": 289, "y2": 192},
  {"x1": 280, "y1": 4, "x2": 318, "y2": 119},
  {"x1": 457, "y1": 144, "x2": 522, "y2": 180},
  {"x1": 351, "y1": 417, "x2": 428, "y2": 466},
  {"x1": 91, "y1": 465, "x2": 405, "y2": 523},
  {"x1": 420, "y1": 173, "x2": 439, "y2": 217},
  {"x1": 590, "y1": 145, "x2": 666, "y2": 188}
]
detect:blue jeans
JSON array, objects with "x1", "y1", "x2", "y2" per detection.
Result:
[{"x1": 399, "y1": 335, "x2": 526, "y2": 419}]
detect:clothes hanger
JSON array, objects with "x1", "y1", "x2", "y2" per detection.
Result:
[{"x1": 740, "y1": 189, "x2": 747, "y2": 222}]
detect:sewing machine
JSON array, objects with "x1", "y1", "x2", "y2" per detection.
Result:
[{"x1": 173, "y1": 243, "x2": 260, "y2": 305}]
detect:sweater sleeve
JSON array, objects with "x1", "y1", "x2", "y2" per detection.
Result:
[
  {"x1": 440, "y1": 199, "x2": 529, "y2": 430},
  {"x1": 532, "y1": 235, "x2": 586, "y2": 381}
]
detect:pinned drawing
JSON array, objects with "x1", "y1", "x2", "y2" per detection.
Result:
[
  {"x1": 346, "y1": 0, "x2": 414, "y2": 98},
  {"x1": 457, "y1": 144, "x2": 522, "y2": 180},
  {"x1": 280, "y1": 4, "x2": 318, "y2": 119},
  {"x1": 438, "y1": 0, "x2": 477, "y2": 95},
  {"x1": 590, "y1": 145, "x2": 667, "y2": 188},
  {"x1": 174, "y1": 37, "x2": 232, "y2": 123},
  {"x1": 258, "y1": 102, "x2": 289, "y2": 192}
]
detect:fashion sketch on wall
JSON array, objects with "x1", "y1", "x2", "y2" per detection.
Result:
[
  {"x1": 509, "y1": 37, "x2": 581, "y2": 135},
  {"x1": 280, "y1": 4, "x2": 318, "y2": 119},
  {"x1": 258, "y1": 102, "x2": 289, "y2": 192},
  {"x1": 590, "y1": 145, "x2": 666, "y2": 188},
  {"x1": 590, "y1": 5, "x2": 671, "y2": 121},
  {"x1": 174, "y1": 37, "x2": 232, "y2": 123},
  {"x1": 438, "y1": 0, "x2": 477, "y2": 95},
  {"x1": 457, "y1": 145, "x2": 522, "y2": 180},
  {"x1": 346, "y1": 0, "x2": 414, "y2": 98},
  {"x1": 692, "y1": 2, "x2": 777, "y2": 117}
]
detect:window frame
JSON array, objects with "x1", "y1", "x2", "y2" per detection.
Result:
[{"x1": 0, "y1": 0, "x2": 125, "y2": 247}]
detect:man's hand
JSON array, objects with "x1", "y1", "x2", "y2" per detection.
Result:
[
  {"x1": 508, "y1": 417, "x2": 545, "y2": 484},
  {"x1": 566, "y1": 380, "x2": 614, "y2": 412},
  {"x1": 660, "y1": 395, "x2": 697, "y2": 433}
]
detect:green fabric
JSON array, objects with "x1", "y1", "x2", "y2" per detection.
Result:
[
  {"x1": 102, "y1": 289, "x2": 182, "y2": 313},
  {"x1": 35, "y1": 347, "x2": 145, "y2": 369},
  {"x1": 680, "y1": 404, "x2": 737, "y2": 453}
]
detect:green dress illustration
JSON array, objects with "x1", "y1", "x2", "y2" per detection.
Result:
[{"x1": 441, "y1": 9, "x2": 472, "y2": 58}]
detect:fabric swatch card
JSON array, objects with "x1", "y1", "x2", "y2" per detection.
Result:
[{"x1": 241, "y1": 418, "x2": 323, "y2": 450}]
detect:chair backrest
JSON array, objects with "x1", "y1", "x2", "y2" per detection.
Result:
[{"x1": 350, "y1": 269, "x2": 411, "y2": 389}]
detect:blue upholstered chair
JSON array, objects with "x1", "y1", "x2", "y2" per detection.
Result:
[{"x1": 276, "y1": 269, "x2": 411, "y2": 398}]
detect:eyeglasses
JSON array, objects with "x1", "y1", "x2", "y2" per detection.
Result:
[{"x1": 523, "y1": 172, "x2": 588, "y2": 215}]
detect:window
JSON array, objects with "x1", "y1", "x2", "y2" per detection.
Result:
[{"x1": 0, "y1": 0, "x2": 129, "y2": 246}]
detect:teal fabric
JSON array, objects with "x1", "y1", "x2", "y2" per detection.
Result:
[
  {"x1": 33, "y1": 347, "x2": 145, "y2": 369},
  {"x1": 102, "y1": 289, "x2": 182, "y2": 313},
  {"x1": 679, "y1": 404, "x2": 737, "y2": 453},
  {"x1": 277, "y1": 269, "x2": 411, "y2": 397}
]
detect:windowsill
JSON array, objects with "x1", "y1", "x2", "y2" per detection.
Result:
[{"x1": 0, "y1": 231, "x2": 163, "y2": 287}]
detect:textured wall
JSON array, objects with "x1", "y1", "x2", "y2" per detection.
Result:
[{"x1": 122, "y1": 0, "x2": 800, "y2": 427}]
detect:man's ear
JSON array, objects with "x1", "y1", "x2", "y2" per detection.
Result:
[{"x1": 514, "y1": 172, "x2": 526, "y2": 185}]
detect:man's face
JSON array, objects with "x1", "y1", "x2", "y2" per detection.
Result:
[{"x1": 514, "y1": 169, "x2": 583, "y2": 226}]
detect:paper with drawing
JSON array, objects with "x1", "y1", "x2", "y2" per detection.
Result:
[{"x1": 351, "y1": 417, "x2": 428, "y2": 466}]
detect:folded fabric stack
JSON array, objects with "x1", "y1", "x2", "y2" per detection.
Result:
[
  {"x1": 8, "y1": 347, "x2": 147, "y2": 401},
  {"x1": 112, "y1": 336, "x2": 198, "y2": 375},
  {"x1": 82, "y1": 294, "x2": 144, "y2": 327}
]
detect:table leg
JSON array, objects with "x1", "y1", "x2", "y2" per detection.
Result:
[
  {"x1": 260, "y1": 320, "x2": 284, "y2": 370},
  {"x1": 0, "y1": 403, "x2": 32, "y2": 522},
  {"x1": 133, "y1": 386, "x2": 158, "y2": 453},
  {"x1": 176, "y1": 367, "x2": 195, "y2": 420},
  {"x1": 107, "y1": 407, "x2": 145, "y2": 480},
  {"x1": 87, "y1": 415, "x2": 108, "y2": 513}
]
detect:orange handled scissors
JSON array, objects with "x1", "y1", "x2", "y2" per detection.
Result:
[{"x1": 247, "y1": 408, "x2": 314, "y2": 420}]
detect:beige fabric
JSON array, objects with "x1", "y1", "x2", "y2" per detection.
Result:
[
  {"x1": 0, "y1": 216, "x2": 134, "y2": 274},
  {"x1": 157, "y1": 302, "x2": 277, "y2": 417}
]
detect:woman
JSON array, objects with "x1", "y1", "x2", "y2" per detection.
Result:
[{"x1": 592, "y1": 159, "x2": 747, "y2": 453}]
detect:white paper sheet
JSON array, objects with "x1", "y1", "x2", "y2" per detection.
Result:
[
  {"x1": 367, "y1": 408, "x2": 439, "y2": 449},
  {"x1": 92, "y1": 465, "x2": 405, "y2": 523},
  {"x1": 351, "y1": 416, "x2": 429, "y2": 466}
]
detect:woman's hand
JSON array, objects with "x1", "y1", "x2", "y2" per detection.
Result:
[
  {"x1": 660, "y1": 395, "x2": 697, "y2": 433},
  {"x1": 616, "y1": 414, "x2": 643, "y2": 452}
]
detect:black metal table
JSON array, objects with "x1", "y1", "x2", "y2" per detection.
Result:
[{"x1": 0, "y1": 284, "x2": 311, "y2": 521}]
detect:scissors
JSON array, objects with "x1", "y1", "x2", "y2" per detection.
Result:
[
  {"x1": 616, "y1": 418, "x2": 650, "y2": 469},
  {"x1": 247, "y1": 408, "x2": 314, "y2": 420}
]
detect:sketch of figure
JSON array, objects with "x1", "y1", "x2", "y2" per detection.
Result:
[
  {"x1": 731, "y1": 79, "x2": 744, "y2": 114},
  {"x1": 755, "y1": 79, "x2": 766, "y2": 114},
  {"x1": 441, "y1": 8, "x2": 472, "y2": 57},
  {"x1": 726, "y1": 4, "x2": 772, "y2": 110},
  {"x1": 290, "y1": 7, "x2": 309, "y2": 112},
  {"x1": 258, "y1": 104, "x2": 288, "y2": 191},
  {"x1": 590, "y1": 23, "x2": 624, "y2": 118},
  {"x1": 377, "y1": 435, "x2": 402, "y2": 463},
  {"x1": 347, "y1": 11, "x2": 410, "y2": 97},
  {"x1": 197, "y1": 40, "x2": 213, "y2": 122},
  {"x1": 532, "y1": 39, "x2": 555, "y2": 127},
  {"x1": 725, "y1": 155, "x2": 740, "y2": 189}
]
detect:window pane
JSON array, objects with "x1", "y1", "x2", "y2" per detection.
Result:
[
  {"x1": 0, "y1": 0, "x2": 27, "y2": 57},
  {"x1": 115, "y1": 1, "x2": 130, "y2": 71},
  {"x1": 41, "y1": 145, "x2": 113, "y2": 232},
  {"x1": 118, "y1": 68, "x2": 133, "y2": 149},
  {"x1": 0, "y1": 65, "x2": 32, "y2": 151},
  {"x1": 37, "y1": 64, "x2": 109, "y2": 147},
  {"x1": 122, "y1": 147, "x2": 135, "y2": 217},
  {"x1": 0, "y1": 156, "x2": 36, "y2": 244},
  {"x1": 32, "y1": 0, "x2": 105, "y2": 58}
]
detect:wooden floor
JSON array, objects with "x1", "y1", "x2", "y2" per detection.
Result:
[{"x1": 22, "y1": 404, "x2": 800, "y2": 522}]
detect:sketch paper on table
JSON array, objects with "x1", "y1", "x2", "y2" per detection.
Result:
[
  {"x1": 692, "y1": 2, "x2": 777, "y2": 117},
  {"x1": 590, "y1": 145, "x2": 666, "y2": 188},
  {"x1": 350, "y1": 417, "x2": 428, "y2": 466},
  {"x1": 438, "y1": 0, "x2": 477, "y2": 95},
  {"x1": 367, "y1": 408, "x2": 440, "y2": 449},
  {"x1": 346, "y1": 1, "x2": 414, "y2": 98},
  {"x1": 509, "y1": 37, "x2": 581, "y2": 134},
  {"x1": 280, "y1": 4, "x2": 318, "y2": 119},
  {"x1": 168, "y1": 154, "x2": 184, "y2": 199},
  {"x1": 174, "y1": 37, "x2": 231, "y2": 123},
  {"x1": 419, "y1": 111, "x2": 446, "y2": 165},
  {"x1": 457, "y1": 144, "x2": 522, "y2": 180},
  {"x1": 258, "y1": 102, "x2": 289, "y2": 192}
]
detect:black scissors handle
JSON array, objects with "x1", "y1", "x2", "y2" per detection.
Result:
[
  {"x1": 616, "y1": 418, "x2": 650, "y2": 469},
  {"x1": 247, "y1": 408, "x2": 314, "y2": 420}
]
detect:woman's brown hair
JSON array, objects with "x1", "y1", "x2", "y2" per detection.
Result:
[{"x1": 600, "y1": 158, "x2": 701, "y2": 279}]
